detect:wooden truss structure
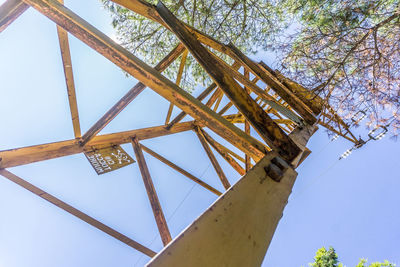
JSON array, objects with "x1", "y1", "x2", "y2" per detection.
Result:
[{"x1": 0, "y1": 0, "x2": 361, "y2": 263}]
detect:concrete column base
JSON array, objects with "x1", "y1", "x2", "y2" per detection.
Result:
[{"x1": 146, "y1": 151, "x2": 298, "y2": 267}]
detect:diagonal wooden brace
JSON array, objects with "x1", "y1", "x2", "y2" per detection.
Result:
[{"x1": 156, "y1": 1, "x2": 301, "y2": 163}]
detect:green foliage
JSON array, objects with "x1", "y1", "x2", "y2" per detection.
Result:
[
  {"x1": 308, "y1": 247, "x2": 396, "y2": 267},
  {"x1": 356, "y1": 259, "x2": 396, "y2": 267},
  {"x1": 102, "y1": 0, "x2": 400, "y2": 135},
  {"x1": 101, "y1": 0, "x2": 288, "y2": 92},
  {"x1": 309, "y1": 247, "x2": 343, "y2": 267}
]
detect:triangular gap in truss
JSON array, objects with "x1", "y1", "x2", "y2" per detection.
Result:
[
  {"x1": 64, "y1": 0, "x2": 116, "y2": 41},
  {"x1": 139, "y1": 137, "x2": 222, "y2": 231},
  {"x1": 2, "y1": 150, "x2": 157, "y2": 260},
  {"x1": 140, "y1": 131, "x2": 226, "y2": 192},
  {"x1": 215, "y1": 120, "x2": 260, "y2": 168},
  {"x1": 8, "y1": 148, "x2": 159, "y2": 241},
  {"x1": 96, "y1": 85, "x2": 174, "y2": 135},
  {"x1": 0, "y1": 7, "x2": 75, "y2": 149},
  {"x1": 0, "y1": 168, "x2": 148, "y2": 266},
  {"x1": 67, "y1": 33, "x2": 145, "y2": 135},
  {"x1": 201, "y1": 127, "x2": 250, "y2": 169},
  {"x1": 198, "y1": 128, "x2": 245, "y2": 183}
]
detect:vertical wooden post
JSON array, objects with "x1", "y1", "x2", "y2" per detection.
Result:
[
  {"x1": 56, "y1": 0, "x2": 81, "y2": 138},
  {"x1": 131, "y1": 137, "x2": 172, "y2": 246},
  {"x1": 244, "y1": 69, "x2": 251, "y2": 172},
  {"x1": 165, "y1": 49, "x2": 188, "y2": 124}
]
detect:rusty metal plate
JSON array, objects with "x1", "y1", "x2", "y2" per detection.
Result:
[{"x1": 84, "y1": 145, "x2": 135, "y2": 175}]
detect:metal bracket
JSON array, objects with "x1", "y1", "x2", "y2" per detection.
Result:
[{"x1": 264, "y1": 156, "x2": 289, "y2": 182}]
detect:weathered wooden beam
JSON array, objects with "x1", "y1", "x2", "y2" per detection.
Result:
[
  {"x1": 321, "y1": 106, "x2": 359, "y2": 143},
  {"x1": 200, "y1": 130, "x2": 246, "y2": 176},
  {"x1": 23, "y1": 0, "x2": 266, "y2": 162},
  {"x1": 194, "y1": 126, "x2": 231, "y2": 190},
  {"x1": 81, "y1": 43, "x2": 186, "y2": 146},
  {"x1": 244, "y1": 69, "x2": 251, "y2": 172},
  {"x1": 140, "y1": 144, "x2": 222, "y2": 196},
  {"x1": 318, "y1": 121, "x2": 357, "y2": 143},
  {"x1": 0, "y1": 169, "x2": 156, "y2": 257},
  {"x1": 166, "y1": 82, "x2": 217, "y2": 130},
  {"x1": 0, "y1": 112, "x2": 263, "y2": 169},
  {"x1": 131, "y1": 138, "x2": 172, "y2": 246},
  {"x1": 208, "y1": 51, "x2": 284, "y2": 107},
  {"x1": 156, "y1": 1, "x2": 300, "y2": 163},
  {"x1": 260, "y1": 63, "x2": 322, "y2": 115},
  {"x1": 56, "y1": 1, "x2": 81, "y2": 138},
  {"x1": 205, "y1": 88, "x2": 223, "y2": 108},
  {"x1": 165, "y1": 49, "x2": 188, "y2": 125},
  {"x1": 166, "y1": 61, "x2": 240, "y2": 130},
  {"x1": 0, "y1": 121, "x2": 195, "y2": 169},
  {"x1": 0, "y1": 0, "x2": 28, "y2": 33},
  {"x1": 227, "y1": 44, "x2": 317, "y2": 125}
]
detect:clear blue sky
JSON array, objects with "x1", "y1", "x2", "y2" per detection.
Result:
[{"x1": 0, "y1": 1, "x2": 399, "y2": 266}]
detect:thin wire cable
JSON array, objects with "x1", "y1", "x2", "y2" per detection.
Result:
[
  {"x1": 134, "y1": 163, "x2": 212, "y2": 266},
  {"x1": 298, "y1": 138, "x2": 334, "y2": 170},
  {"x1": 293, "y1": 159, "x2": 340, "y2": 200}
]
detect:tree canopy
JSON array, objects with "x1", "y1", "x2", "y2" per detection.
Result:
[
  {"x1": 102, "y1": 0, "x2": 286, "y2": 91},
  {"x1": 278, "y1": 0, "x2": 400, "y2": 136},
  {"x1": 102, "y1": 0, "x2": 400, "y2": 136}
]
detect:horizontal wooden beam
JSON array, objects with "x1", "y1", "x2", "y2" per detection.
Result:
[
  {"x1": 23, "y1": 0, "x2": 266, "y2": 162},
  {"x1": 0, "y1": 0, "x2": 28, "y2": 33},
  {"x1": 80, "y1": 43, "x2": 186, "y2": 146},
  {"x1": 0, "y1": 169, "x2": 156, "y2": 257},
  {"x1": 156, "y1": 1, "x2": 300, "y2": 162},
  {"x1": 0, "y1": 121, "x2": 195, "y2": 169},
  {"x1": 0, "y1": 113, "x2": 256, "y2": 169},
  {"x1": 141, "y1": 144, "x2": 222, "y2": 196}
]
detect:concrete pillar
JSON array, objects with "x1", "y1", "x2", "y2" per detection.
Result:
[{"x1": 146, "y1": 151, "x2": 298, "y2": 267}]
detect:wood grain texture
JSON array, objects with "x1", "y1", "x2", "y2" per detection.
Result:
[
  {"x1": 156, "y1": 1, "x2": 300, "y2": 162},
  {"x1": 131, "y1": 138, "x2": 172, "y2": 246},
  {"x1": 0, "y1": 121, "x2": 195, "y2": 168},
  {"x1": 81, "y1": 43, "x2": 186, "y2": 146},
  {"x1": 166, "y1": 82, "x2": 217, "y2": 130},
  {"x1": 56, "y1": 3, "x2": 81, "y2": 138},
  {"x1": 165, "y1": 48, "x2": 187, "y2": 125},
  {"x1": 194, "y1": 126, "x2": 231, "y2": 190},
  {"x1": 228, "y1": 44, "x2": 316, "y2": 125},
  {"x1": 23, "y1": 0, "x2": 266, "y2": 161},
  {"x1": 0, "y1": 0, "x2": 28, "y2": 33},
  {"x1": 200, "y1": 130, "x2": 246, "y2": 176}
]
